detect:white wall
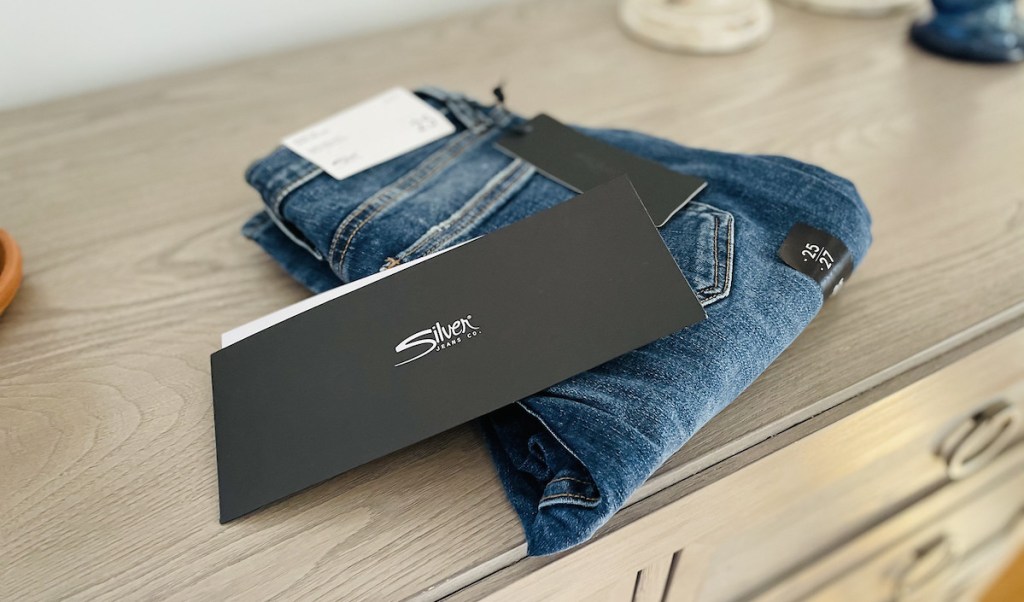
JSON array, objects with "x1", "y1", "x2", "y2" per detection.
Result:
[{"x1": 0, "y1": 0, "x2": 515, "y2": 111}]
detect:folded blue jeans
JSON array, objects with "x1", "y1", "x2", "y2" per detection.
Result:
[{"x1": 241, "y1": 87, "x2": 873, "y2": 555}]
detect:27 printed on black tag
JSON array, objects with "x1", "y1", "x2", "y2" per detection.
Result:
[{"x1": 778, "y1": 223, "x2": 853, "y2": 298}]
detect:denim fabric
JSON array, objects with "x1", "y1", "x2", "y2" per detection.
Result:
[{"x1": 242, "y1": 87, "x2": 872, "y2": 555}]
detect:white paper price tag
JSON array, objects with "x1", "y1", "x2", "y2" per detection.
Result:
[{"x1": 282, "y1": 87, "x2": 455, "y2": 181}]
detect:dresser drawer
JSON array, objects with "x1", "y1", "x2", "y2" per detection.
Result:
[
  {"x1": 463, "y1": 329, "x2": 1024, "y2": 602},
  {"x1": 756, "y1": 446, "x2": 1024, "y2": 602},
  {"x1": 683, "y1": 329, "x2": 1024, "y2": 601},
  {"x1": 925, "y1": 524, "x2": 1024, "y2": 602}
]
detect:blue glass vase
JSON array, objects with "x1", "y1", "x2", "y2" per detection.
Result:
[{"x1": 911, "y1": 0, "x2": 1024, "y2": 62}]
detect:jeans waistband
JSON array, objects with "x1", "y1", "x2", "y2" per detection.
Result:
[{"x1": 243, "y1": 87, "x2": 520, "y2": 262}]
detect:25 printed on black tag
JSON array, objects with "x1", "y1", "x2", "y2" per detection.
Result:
[{"x1": 777, "y1": 223, "x2": 853, "y2": 299}]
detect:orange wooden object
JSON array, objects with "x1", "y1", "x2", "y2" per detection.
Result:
[
  {"x1": 0, "y1": 229, "x2": 23, "y2": 315},
  {"x1": 982, "y1": 549, "x2": 1024, "y2": 602}
]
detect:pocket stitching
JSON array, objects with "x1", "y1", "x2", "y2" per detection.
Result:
[
  {"x1": 327, "y1": 130, "x2": 481, "y2": 278},
  {"x1": 420, "y1": 162, "x2": 533, "y2": 255},
  {"x1": 405, "y1": 160, "x2": 535, "y2": 260},
  {"x1": 394, "y1": 159, "x2": 525, "y2": 261},
  {"x1": 684, "y1": 201, "x2": 734, "y2": 307},
  {"x1": 330, "y1": 132, "x2": 474, "y2": 268},
  {"x1": 702, "y1": 207, "x2": 734, "y2": 306},
  {"x1": 695, "y1": 213, "x2": 722, "y2": 294}
]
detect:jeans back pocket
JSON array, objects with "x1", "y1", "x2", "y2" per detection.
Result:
[{"x1": 663, "y1": 201, "x2": 735, "y2": 307}]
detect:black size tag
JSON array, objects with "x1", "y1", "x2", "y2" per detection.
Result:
[
  {"x1": 496, "y1": 114, "x2": 707, "y2": 227},
  {"x1": 778, "y1": 223, "x2": 853, "y2": 299}
]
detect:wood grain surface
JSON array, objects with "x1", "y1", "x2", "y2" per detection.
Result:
[{"x1": 1, "y1": 0, "x2": 1022, "y2": 600}]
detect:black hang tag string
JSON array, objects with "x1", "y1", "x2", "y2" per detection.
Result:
[
  {"x1": 777, "y1": 223, "x2": 853, "y2": 299},
  {"x1": 492, "y1": 83, "x2": 508, "y2": 110},
  {"x1": 491, "y1": 83, "x2": 530, "y2": 135}
]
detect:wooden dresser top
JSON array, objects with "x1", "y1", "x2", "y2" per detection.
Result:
[{"x1": 2, "y1": 0, "x2": 1022, "y2": 599}]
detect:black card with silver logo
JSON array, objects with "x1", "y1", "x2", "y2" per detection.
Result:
[
  {"x1": 211, "y1": 176, "x2": 706, "y2": 522},
  {"x1": 496, "y1": 114, "x2": 707, "y2": 226}
]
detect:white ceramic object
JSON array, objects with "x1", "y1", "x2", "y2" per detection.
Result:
[
  {"x1": 619, "y1": 0, "x2": 774, "y2": 55},
  {"x1": 775, "y1": 0, "x2": 924, "y2": 17}
]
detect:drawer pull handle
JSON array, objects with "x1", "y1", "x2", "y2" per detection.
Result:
[
  {"x1": 893, "y1": 534, "x2": 955, "y2": 598},
  {"x1": 938, "y1": 401, "x2": 1021, "y2": 481}
]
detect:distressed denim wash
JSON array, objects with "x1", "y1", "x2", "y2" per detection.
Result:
[{"x1": 241, "y1": 87, "x2": 873, "y2": 555}]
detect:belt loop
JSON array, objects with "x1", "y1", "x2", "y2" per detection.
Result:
[
  {"x1": 414, "y1": 86, "x2": 492, "y2": 133},
  {"x1": 450, "y1": 95, "x2": 492, "y2": 134}
]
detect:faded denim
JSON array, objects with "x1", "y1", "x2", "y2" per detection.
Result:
[{"x1": 241, "y1": 87, "x2": 873, "y2": 555}]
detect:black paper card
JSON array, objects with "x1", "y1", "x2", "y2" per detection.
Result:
[
  {"x1": 211, "y1": 176, "x2": 706, "y2": 522},
  {"x1": 496, "y1": 114, "x2": 707, "y2": 227}
]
